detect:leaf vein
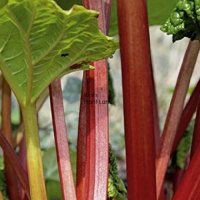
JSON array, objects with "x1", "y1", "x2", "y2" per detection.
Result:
[{"x1": 32, "y1": 17, "x2": 67, "y2": 66}]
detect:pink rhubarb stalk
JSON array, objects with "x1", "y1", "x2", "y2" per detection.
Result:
[
  {"x1": 172, "y1": 79, "x2": 200, "y2": 154},
  {"x1": 104, "y1": 0, "x2": 112, "y2": 32},
  {"x1": 1, "y1": 79, "x2": 21, "y2": 200},
  {"x1": 76, "y1": 0, "x2": 109, "y2": 199},
  {"x1": 49, "y1": 79, "x2": 76, "y2": 200},
  {"x1": 190, "y1": 101, "x2": 200, "y2": 157},
  {"x1": 0, "y1": 131, "x2": 29, "y2": 199}
]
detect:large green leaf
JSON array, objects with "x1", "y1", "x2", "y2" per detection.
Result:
[{"x1": 0, "y1": 0, "x2": 118, "y2": 106}]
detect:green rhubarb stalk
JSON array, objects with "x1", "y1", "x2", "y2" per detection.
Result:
[{"x1": 22, "y1": 104, "x2": 47, "y2": 200}]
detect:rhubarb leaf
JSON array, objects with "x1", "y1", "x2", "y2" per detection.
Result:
[{"x1": 0, "y1": 0, "x2": 118, "y2": 106}]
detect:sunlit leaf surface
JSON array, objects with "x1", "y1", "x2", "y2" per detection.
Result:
[{"x1": 0, "y1": 0, "x2": 118, "y2": 105}]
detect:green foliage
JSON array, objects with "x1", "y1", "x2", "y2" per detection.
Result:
[
  {"x1": 0, "y1": 0, "x2": 118, "y2": 106},
  {"x1": 175, "y1": 121, "x2": 194, "y2": 169},
  {"x1": 0, "y1": 170, "x2": 8, "y2": 200},
  {"x1": 46, "y1": 180, "x2": 62, "y2": 200},
  {"x1": 147, "y1": 0, "x2": 179, "y2": 25},
  {"x1": 43, "y1": 147, "x2": 76, "y2": 200},
  {"x1": 0, "y1": 158, "x2": 8, "y2": 200},
  {"x1": 55, "y1": 0, "x2": 81, "y2": 10},
  {"x1": 108, "y1": 145, "x2": 126, "y2": 200},
  {"x1": 161, "y1": 0, "x2": 200, "y2": 42},
  {"x1": 0, "y1": 0, "x2": 8, "y2": 9},
  {"x1": 168, "y1": 85, "x2": 195, "y2": 95}
]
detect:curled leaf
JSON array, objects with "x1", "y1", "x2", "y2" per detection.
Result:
[{"x1": 161, "y1": 0, "x2": 200, "y2": 41}]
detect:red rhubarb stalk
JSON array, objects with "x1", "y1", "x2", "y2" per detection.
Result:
[
  {"x1": 1, "y1": 78, "x2": 21, "y2": 200},
  {"x1": 76, "y1": 0, "x2": 109, "y2": 199},
  {"x1": 49, "y1": 79, "x2": 76, "y2": 200},
  {"x1": 172, "y1": 154, "x2": 190, "y2": 192},
  {"x1": 104, "y1": 0, "x2": 112, "y2": 32},
  {"x1": 0, "y1": 131, "x2": 29, "y2": 199},
  {"x1": 151, "y1": 65, "x2": 161, "y2": 153},
  {"x1": 172, "y1": 79, "x2": 200, "y2": 154},
  {"x1": 117, "y1": 0, "x2": 157, "y2": 199},
  {"x1": 173, "y1": 146, "x2": 200, "y2": 199},
  {"x1": 76, "y1": 72, "x2": 95, "y2": 200},
  {"x1": 190, "y1": 101, "x2": 200, "y2": 157},
  {"x1": 156, "y1": 40, "x2": 200, "y2": 198}
]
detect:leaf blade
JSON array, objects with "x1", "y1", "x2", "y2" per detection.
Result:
[{"x1": 0, "y1": 0, "x2": 118, "y2": 105}]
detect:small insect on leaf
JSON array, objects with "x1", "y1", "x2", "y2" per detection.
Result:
[{"x1": 61, "y1": 53, "x2": 69, "y2": 57}]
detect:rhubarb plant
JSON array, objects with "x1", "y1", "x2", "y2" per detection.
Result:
[{"x1": 0, "y1": 0, "x2": 117, "y2": 199}]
